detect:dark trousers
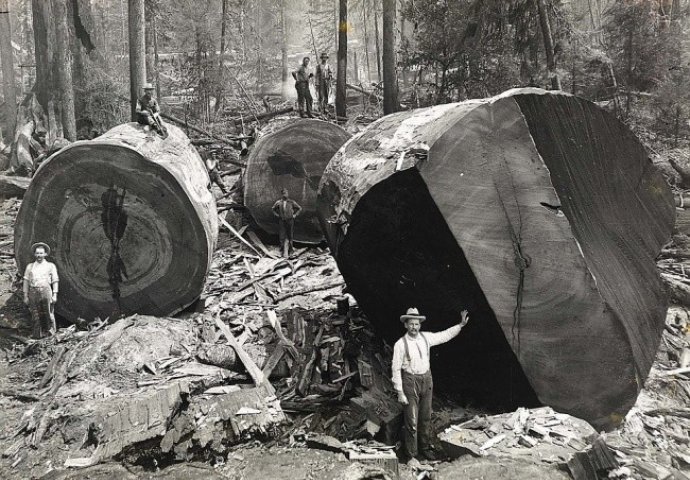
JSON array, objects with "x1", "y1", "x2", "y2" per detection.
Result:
[
  {"x1": 295, "y1": 82, "x2": 313, "y2": 116},
  {"x1": 318, "y1": 84, "x2": 330, "y2": 112},
  {"x1": 28, "y1": 286, "x2": 55, "y2": 339},
  {"x1": 278, "y1": 218, "x2": 295, "y2": 254},
  {"x1": 401, "y1": 370, "x2": 433, "y2": 460}
]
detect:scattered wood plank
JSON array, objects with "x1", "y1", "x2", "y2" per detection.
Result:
[
  {"x1": 273, "y1": 278, "x2": 345, "y2": 303},
  {"x1": 214, "y1": 313, "x2": 267, "y2": 388}
]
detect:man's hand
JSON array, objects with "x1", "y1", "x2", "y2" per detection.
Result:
[
  {"x1": 397, "y1": 392, "x2": 408, "y2": 405},
  {"x1": 459, "y1": 310, "x2": 470, "y2": 327},
  {"x1": 51, "y1": 293, "x2": 57, "y2": 304}
]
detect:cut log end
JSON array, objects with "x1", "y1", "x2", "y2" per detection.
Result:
[
  {"x1": 244, "y1": 119, "x2": 351, "y2": 244},
  {"x1": 318, "y1": 88, "x2": 675, "y2": 429},
  {"x1": 15, "y1": 123, "x2": 217, "y2": 321}
]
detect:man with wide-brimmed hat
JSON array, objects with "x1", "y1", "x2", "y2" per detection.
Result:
[
  {"x1": 136, "y1": 82, "x2": 165, "y2": 136},
  {"x1": 392, "y1": 307, "x2": 469, "y2": 468},
  {"x1": 315, "y1": 52, "x2": 333, "y2": 114},
  {"x1": 22, "y1": 242, "x2": 59, "y2": 339}
]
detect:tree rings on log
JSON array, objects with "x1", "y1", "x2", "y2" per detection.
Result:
[
  {"x1": 15, "y1": 123, "x2": 218, "y2": 321},
  {"x1": 317, "y1": 88, "x2": 675, "y2": 430},
  {"x1": 244, "y1": 119, "x2": 351, "y2": 243}
]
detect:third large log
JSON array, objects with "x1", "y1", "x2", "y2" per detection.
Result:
[{"x1": 317, "y1": 88, "x2": 675, "y2": 430}]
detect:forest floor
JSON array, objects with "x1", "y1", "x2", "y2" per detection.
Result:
[{"x1": 0, "y1": 122, "x2": 689, "y2": 479}]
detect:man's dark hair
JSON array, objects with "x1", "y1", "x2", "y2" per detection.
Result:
[{"x1": 303, "y1": 56, "x2": 310, "y2": 62}]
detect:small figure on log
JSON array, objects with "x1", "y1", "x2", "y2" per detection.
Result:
[
  {"x1": 272, "y1": 188, "x2": 302, "y2": 257},
  {"x1": 392, "y1": 308, "x2": 470, "y2": 468},
  {"x1": 315, "y1": 52, "x2": 333, "y2": 115},
  {"x1": 22, "y1": 242, "x2": 59, "y2": 339},
  {"x1": 136, "y1": 82, "x2": 167, "y2": 138},
  {"x1": 292, "y1": 57, "x2": 314, "y2": 118}
]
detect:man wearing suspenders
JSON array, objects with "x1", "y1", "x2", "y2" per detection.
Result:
[{"x1": 392, "y1": 307, "x2": 470, "y2": 467}]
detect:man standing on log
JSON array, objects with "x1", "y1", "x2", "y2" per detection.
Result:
[
  {"x1": 272, "y1": 188, "x2": 302, "y2": 257},
  {"x1": 136, "y1": 83, "x2": 166, "y2": 137},
  {"x1": 292, "y1": 57, "x2": 314, "y2": 118},
  {"x1": 315, "y1": 52, "x2": 333, "y2": 114},
  {"x1": 392, "y1": 307, "x2": 470, "y2": 468},
  {"x1": 22, "y1": 242, "x2": 59, "y2": 339}
]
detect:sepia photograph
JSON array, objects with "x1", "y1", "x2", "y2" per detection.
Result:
[{"x1": 0, "y1": 0, "x2": 689, "y2": 478}]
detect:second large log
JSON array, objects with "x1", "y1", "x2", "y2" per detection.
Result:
[
  {"x1": 317, "y1": 88, "x2": 675, "y2": 430},
  {"x1": 14, "y1": 123, "x2": 218, "y2": 321}
]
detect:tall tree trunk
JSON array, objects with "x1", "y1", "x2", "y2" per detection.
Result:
[
  {"x1": 217, "y1": 0, "x2": 228, "y2": 110},
  {"x1": 145, "y1": 3, "x2": 154, "y2": 80},
  {"x1": 152, "y1": 13, "x2": 160, "y2": 100},
  {"x1": 382, "y1": 0, "x2": 397, "y2": 113},
  {"x1": 536, "y1": 0, "x2": 560, "y2": 90},
  {"x1": 128, "y1": 0, "x2": 145, "y2": 120},
  {"x1": 374, "y1": 11, "x2": 382, "y2": 83},
  {"x1": 399, "y1": 5, "x2": 408, "y2": 89},
  {"x1": 0, "y1": 0, "x2": 17, "y2": 139},
  {"x1": 53, "y1": 0, "x2": 76, "y2": 140},
  {"x1": 335, "y1": 0, "x2": 347, "y2": 121},
  {"x1": 32, "y1": 0, "x2": 55, "y2": 114},
  {"x1": 67, "y1": 0, "x2": 85, "y2": 122},
  {"x1": 280, "y1": 0, "x2": 288, "y2": 99},
  {"x1": 362, "y1": 5, "x2": 371, "y2": 83}
]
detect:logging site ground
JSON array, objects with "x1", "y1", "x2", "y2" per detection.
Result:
[{"x1": 1, "y1": 1, "x2": 690, "y2": 480}]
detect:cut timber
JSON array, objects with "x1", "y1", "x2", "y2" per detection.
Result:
[
  {"x1": 14, "y1": 123, "x2": 218, "y2": 321},
  {"x1": 244, "y1": 119, "x2": 351, "y2": 243},
  {"x1": 317, "y1": 88, "x2": 675, "y2": 430}
]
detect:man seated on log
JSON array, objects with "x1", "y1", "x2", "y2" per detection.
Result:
[
  {"x1": 22, "y1": 242, "x2": 59, "y2": 339},
  {"x1": 315, "y1": 52, "x2": 333, "y2": 114},
  {"x1": 136, "y1": 83, "x2": 165, "y2": 136},
  {"x1": 292, "y1": 57, "x2": 314, "y2": 118},
  {"x1": 272, "y1": 188, "x2": 302, "y2": 257},
  {"x1": 392, "y1": 307, "x2": 470, "y2": 468}
]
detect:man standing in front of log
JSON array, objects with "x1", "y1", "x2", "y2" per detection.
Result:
[
  {"x1": 392, "y1": 307, "x2": 470, "y2": 468},
  {"x1": 272, "y1": 188, "x2": 302, "y2": 257},
  {"x1": 23, "y1": 242, "x2": 59, "y2": 339}
]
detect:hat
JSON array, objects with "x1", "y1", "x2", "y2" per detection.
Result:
[
  {"x1": 320, "y1": 52, "x2": 329, "y2": 59},
  {"x1": 31, "y1": 242, "x2": 51, "y2": 256},
  {"x1": 400, "y1": 307, "x2": 426, "y2": 323},
  {"x1": 143, "y1": 82, "x2": 154, "y2": 90}
]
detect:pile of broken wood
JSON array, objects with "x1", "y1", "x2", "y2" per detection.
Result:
[
  {"x1": 0, "y1": 298, "x2": 401, "y2": 471},
  {"x1": 437, "y1": 306, "x2": 690, "y2": 480}
]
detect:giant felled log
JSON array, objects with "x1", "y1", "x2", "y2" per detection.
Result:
[
  {"x1": 244, "y1": 119, "x2": 351, "y2": 243},
  {"x1": 15, "y1": 123, "x2": 218, "y2": 321},
  {"x1": 317, "y1": 88, "x2": 675, "y2": 430}
]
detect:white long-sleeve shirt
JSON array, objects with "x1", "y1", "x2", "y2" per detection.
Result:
[{"x1": 391, "y1": 324, "x2": 462, "y2": 393}]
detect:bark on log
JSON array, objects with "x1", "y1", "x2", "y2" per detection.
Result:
[
  {"x1": 244, "y1": 119, "x2": 351, "y2": 244},
  {"x1": 14, "y1": 123, "x2": 218, "y2": 321},
  {"x1": 317, "y1": 88, "x2": 675, "y2": 430},
  {"x1": 0, "y1": 175, "x2": 30, "y2": 198}
]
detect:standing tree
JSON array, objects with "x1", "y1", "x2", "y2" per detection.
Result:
[
  {"x1": 335, "y1": 0, "x2": 347, "y2": 121},
  {"x1": 536, "y1": 0, "x2": 560, "y2": 90},
  {"x1": 52, "y1": 0, "x2": 77, "y2": 140},
  {"x1": 128, "y1": 0, "x2": 146, "y2": 120},
  {"x1": 31, "y1": 0, "x2": 55, "y2": 123},
  {"x1": 0, "y1": 0, "x2": 17, "y2": 139},
  {"x1": 281, "y1": 0, "x2": 289, "y2": 99},
  {"x1": 382, "y1": 0, "x2": 398, "y2": 113},
  {"x1": 218, "y1": 0, "x2": 229, "y2": 110}
]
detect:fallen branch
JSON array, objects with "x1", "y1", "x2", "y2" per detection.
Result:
[
  {"x1": 214, "y1": 313, "x2": 267, "y2": 388},
  {"x1": 273, "y1": 278, "x2": 345, "y2": 303},
  {"x1": 218, "y1": 216, "x2": 263, "y2": 257}
]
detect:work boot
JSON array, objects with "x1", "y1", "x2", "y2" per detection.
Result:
[{"x1": 407, "y1": 458, "x2": 422, "y2": 470}]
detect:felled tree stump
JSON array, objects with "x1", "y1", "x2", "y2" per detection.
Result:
[
  {"x1": 317, "y1": 88, "x2": 675, "y2": 429},
  {"x1": 244, "y1": 119, "x2": 351, "y2": 243},
  {"x1": 15, "y1": 123, "x2": 218, "y2": 321}
]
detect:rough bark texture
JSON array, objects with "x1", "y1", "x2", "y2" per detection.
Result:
[
  {"x1": 0, "y1": 0, "x2": 17, "y2": 140},
  {"x1": 317, "y1": 88, "x2": 675, "y2": 430},
  {"x1": 128, "y1": 0, "x2": 145, "y2": 119},
  {"x1": 335, "y1": 0, "x2": 347, "y2": 120},
  {"x1": 382, "y1": 0, "x2": 397, "y2": 114},
  {"x1": 244, "y1": 119, "x2": 350, "y2": 244},
  {"x1": 15, "y1": 123, "x2": 218, "y2": 321},
  {"x1": 52, "y1": 0, "x2": 77, "y2": 140}
]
